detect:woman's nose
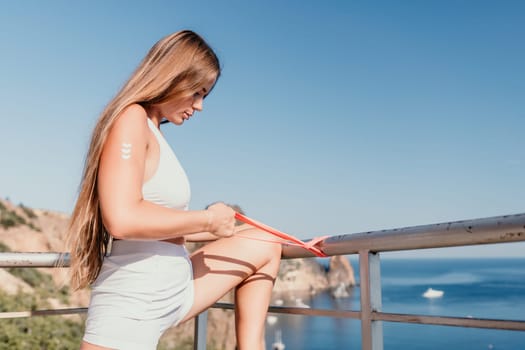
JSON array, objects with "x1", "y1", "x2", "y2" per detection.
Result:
[{"x1": 192, "y1": 97, "x2": 203, "y2": 111}]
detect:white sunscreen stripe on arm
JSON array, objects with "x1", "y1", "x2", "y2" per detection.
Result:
[{"x1": 121, "y1": 142, "x2": 132, "y2": 160}]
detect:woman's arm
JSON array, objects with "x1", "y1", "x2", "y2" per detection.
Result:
[
  {"x1": 185, "y1": 222, "x2": 254, "y2": 242},
  {"x1": 97, "y1": 104, "x2": 234, "y2": 240},
  {"x1": 184, "y1": 231, "x2": 220, "y2": 242}
]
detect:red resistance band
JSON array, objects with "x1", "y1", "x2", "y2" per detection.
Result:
[{"x1": 234, "y1": 212, "x2": 328, "y2": 257}]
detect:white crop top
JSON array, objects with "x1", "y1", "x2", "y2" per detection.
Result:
[{"x1": 142, "y1": 118, "x2": 191, "y2": 210}]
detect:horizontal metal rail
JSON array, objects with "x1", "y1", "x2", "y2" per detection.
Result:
[
  {"x1": 0, "y1": 307, "x2": 88, "y2": 319},
  {"x1": 0, "y1": 252, "x2": 68, "y2": 267},
  {"x1": 2, "y1": 213, "x2": 524, "y2": 267},
  {"x1": 374, "y1": 312, "x2": 525, "y2": 331},
  {"x1": 282, "y1": 212, "x2": 525, "y2": 258},
  {"x1": 1, "y1": 212, "x2": 524, "y2": 350},
  {"x1": 2, "y1": 303, "x2": 523, "y2": 331}
]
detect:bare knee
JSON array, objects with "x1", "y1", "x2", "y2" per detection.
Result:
[
  {"x1": 243, "y1": 228, "x2": 282, "y2": 260},
  {"x1": 268, "y1": 236, "x2": 282, "y2": 262}
]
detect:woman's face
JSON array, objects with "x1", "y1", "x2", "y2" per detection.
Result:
[{"x1": 153, "y1": 77, "x2": 217, "y2": 126}]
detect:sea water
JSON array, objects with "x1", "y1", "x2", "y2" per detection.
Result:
[{"x1": 265, "y1": 258, "x2": 525, "y2": 350}]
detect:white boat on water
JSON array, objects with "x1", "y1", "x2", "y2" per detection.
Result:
[
  {"x1": 267, "y1": 315, "x2": 278, "y2": 325},
  {"x1": 423, "y1": 288, "x2": 444, "y2": 298},
  {"x1": 294, "y1": 298, "x2": 310, "y2": 308},
  {"x1": 272, "y1": 329, "x2": 285, "y2": 350}
]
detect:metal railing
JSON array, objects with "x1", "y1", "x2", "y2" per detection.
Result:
[{"x1": 1, "y1": 212, "x2": 524, "y2": 349}]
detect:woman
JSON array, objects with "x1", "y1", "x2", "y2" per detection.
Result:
[{"x1": 67, "y1": 30, "x2": 282, "y2": 350}]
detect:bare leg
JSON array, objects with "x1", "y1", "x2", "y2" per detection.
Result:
[
  {"x1": 79, "y1": 341, "x2": 113, "y2": 350},
  {"x1": 234, "y1": 251, "x2": 279, "y2": 349},
  {"x1": 181, "y1": 227, "x2": 282, "y2": 350}
]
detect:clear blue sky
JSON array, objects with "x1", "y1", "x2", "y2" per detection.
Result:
[{"x1": 1, "y1": 1, "x2": 523, "y2": 258}]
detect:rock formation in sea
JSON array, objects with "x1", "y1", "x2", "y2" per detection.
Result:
[
  {"x1": 273, "y1": 254, "x2": 356, "y2": 298},
  {"x1": 327, "y1": 254, "x2": 356, "y2": 298}
]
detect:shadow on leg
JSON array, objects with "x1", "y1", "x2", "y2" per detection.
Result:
[{"x1": 182, "y1": 229, "x2": 282, "y2": 350}]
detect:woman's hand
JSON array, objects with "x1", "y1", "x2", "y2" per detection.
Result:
[{"x1": 206, "y1": 202, "x2": 236, "y2": 238}]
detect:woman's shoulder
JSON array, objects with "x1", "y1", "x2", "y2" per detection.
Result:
[
  {"x1": 109, "y1": 104, "x2": 149, "y2": 141},
  {"x1": 112, "y1": 104, "x2": 150, "y2": 136},
  {"x1": 117, "y1": 103, "x2": 149, "y2": 125}
]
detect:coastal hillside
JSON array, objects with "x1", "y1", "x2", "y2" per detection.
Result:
[
  {"x1": 0, "y1": 198, "x2": 89, "y2": 348},
  {"x1": 0, "y1": 198, "x2": 89, "y2": 305}
]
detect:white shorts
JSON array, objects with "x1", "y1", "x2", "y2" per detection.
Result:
[{"x1": 83, "y1": 240, "x2": 194, "y2": 350}]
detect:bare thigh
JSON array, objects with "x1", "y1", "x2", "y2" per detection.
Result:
[{"x1": 181, "y1": 227, "x2": 281, "y2": 322}]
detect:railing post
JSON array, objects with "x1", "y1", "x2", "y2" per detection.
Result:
[
  {"x1": 359, "y1": 250, "x2": 383, "y2": 350},
  {"x1": 194, "y1": 310, "x2": 208, "y2": 350}
]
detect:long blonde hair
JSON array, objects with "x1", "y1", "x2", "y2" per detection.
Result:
[{"x1": 66, "y1": 30, "x2": 221, "y2": 290}]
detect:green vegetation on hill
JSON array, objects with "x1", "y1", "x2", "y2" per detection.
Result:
[
  {"x1": 0, "y1": 239, "x2": 81, "y2": 349},
  {"x1": 0, "y1": 290, "x2": 83, "y2": 350},
  {"x1": 0, "y1": 242, "x2": 70, "y2": 303},
  {"x1": 0, "y1": 201, "x2": 40, "y2": 231},
  {"x1": 19, "y1": 204, "x2": 37, "y2": 219},
  {"x1": 0, "y1": 242, "x2": 10, "y2": 253}
]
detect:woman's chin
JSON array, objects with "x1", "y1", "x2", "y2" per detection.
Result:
[{"x1": 168, "y1": 118, "x2": 185, "y2": 126}]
